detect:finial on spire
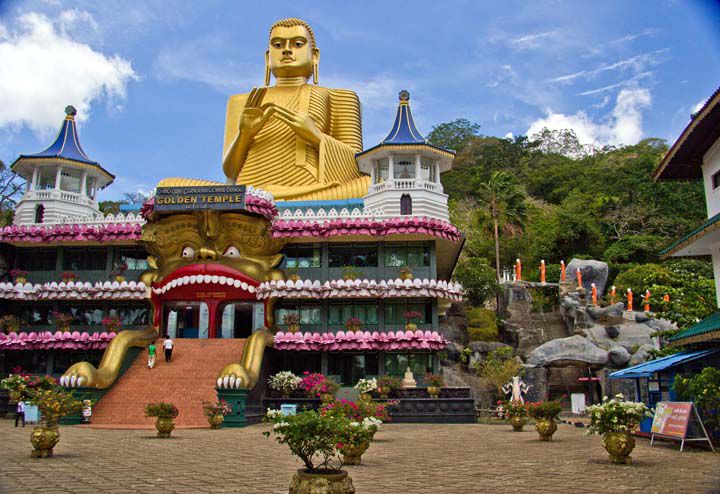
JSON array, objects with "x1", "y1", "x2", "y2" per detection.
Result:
[
  {"x1": 399, "y1": 90, "x2": 410, "y2": 102},
  {"x1": 65, "y1": 105, "x2": 77, "y2": 119}
]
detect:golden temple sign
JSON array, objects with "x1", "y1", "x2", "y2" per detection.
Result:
[{"x1": 154, "y1": 186, "x2": 246, "y2": 212}]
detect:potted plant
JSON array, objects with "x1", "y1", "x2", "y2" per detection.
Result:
[
  {"x1": 201, "y1": 400, "x2": 232, "y2": 429},
  {"x1": 344, "y1": 317, "x2": 362, "y2": 333},
  {"x1": 283, "y1": 313, "x2": 301, "y2": 333},
  {"x1": 403, "y1": 310, "x2": 423, "y2": 331},
  {"x1": 527, "y1": 400, "x2": 562, "y2": 441},
  {"x1": 51, "y1": 311, "x2": 74, "y2": 332},
  {"x1": 354, "y1": 378, "x2": 377, "y2": 401},
  {"x1": 102, "y1": 316, "x2": 122, "y2": 333},
  {"x1": 503, "y1": 400, "x2": 529, "y2": 431},
  {"x1": 60, "y1": 271, "x2": 78, "y2": 283},
  {"x1": 28, "y1": 387, "x2": 83, "y2": 457},
  {"x1": 338, "y1": 420, "x2": 373, "y2": 466},
  {"x1": 424, "y1": 373, "x2": 443, "y2": 398},
  {"x1": 341, "y1": 265, "x2": 361, "y2": 281},
  {"x1": 10, "y1": 269, "x2": 28, "y2": 284},
  {"x1": 299, "y1": 372, "x2": 340, "y2": 403},
  {"x1": 587, "y1": 394, "x2": 650, "y2": 464},
  {"x1": 286, "y1": 267, "x2": 301, "y2": 282},
  {"x1": 268, "y1": 371, "x2": 302, "y2": 398},
  {"x1": 399, "y1": 266, "x2": 413, "y2": 280},
  {"x1": 376, "y1": 375, "x2": 401, "y2": 399},
  {"x1": 264, "y1": 409, "x2": 356, "y2": 493},
  {"x1": 110, "y1": 261, "x2": 128, "y2": 283},
  {"x1": 145, "y1": 402, "x2": 179, "y2": 438},
  {"x1": 0, "y1": 314, "x2": 22, "y2": 334}
]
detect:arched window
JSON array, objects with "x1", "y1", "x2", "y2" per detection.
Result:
[
  {"x1": 400, "y1": 194, "x2": 412, "y2": 215},
  {"x1": 34, "y1": 204, "x2": 44, "y2": 224}
]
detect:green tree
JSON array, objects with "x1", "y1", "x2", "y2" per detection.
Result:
[
  {"x1": 426, "y1": 118, "x2": 481, "y2": 153},
  {"x1": 474, "y1": 171, "x2": 528, "y2": 282}
]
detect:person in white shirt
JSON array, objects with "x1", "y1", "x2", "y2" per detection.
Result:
[
  {"x1": 163, "y1": 338, "x2": 174, "y2": 362},
  {"x1": 15, "y1": 400, "x2": 25, "y2": 427}
]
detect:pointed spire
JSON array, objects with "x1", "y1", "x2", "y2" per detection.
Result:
[
  {"x1": 382, "y1": 90, "x2": 426, "y2": 145},
  {"x1": 19, "y1": 105, "x2": 98, "y2": 165}
]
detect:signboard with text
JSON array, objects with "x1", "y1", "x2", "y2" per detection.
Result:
[
  {"x1": 651, "y1": 402, "x2": 692, "y2": 438},
  {"x1": 154, "y1": 186, "x2": 246, "y2": 212}
]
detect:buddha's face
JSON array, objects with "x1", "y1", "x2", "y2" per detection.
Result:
[{"x1": 267, "y1": 25, "x2": 317, "y2": 79}]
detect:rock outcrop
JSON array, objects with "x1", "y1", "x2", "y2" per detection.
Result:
[
  {"x1": 567, "y1": 259, "x2": 609, "y2": 296},
  {"x1": 526, "y1": 335, "x2": 609, "y2": 368}
]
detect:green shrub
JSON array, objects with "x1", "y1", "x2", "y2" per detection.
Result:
[
  {"x1": 467, "y1": 326, "x2": 499, "y2": 341},
  {"x1": 673, "y1": 368, "x2": 720, "y2": 434},
  {"x1": 466, "y1": 307, "x2": 499, "y2": 342},
  {"x1": 613, "y1": 263, "x2": 673, "y2": 294}
]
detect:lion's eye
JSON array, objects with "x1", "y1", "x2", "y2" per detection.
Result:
[
  {"x1": 181, "y1": 246, "x2": 195, "y2": 259},
  {"x1": 224, "y1": 246, "x2": 240, "y2": 259}
]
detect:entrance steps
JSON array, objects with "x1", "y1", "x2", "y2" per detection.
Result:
[{"x1": 85, "y1": 339, "x2": 245, "y2": 428}]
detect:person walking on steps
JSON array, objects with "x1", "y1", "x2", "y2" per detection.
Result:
[
  {"x1": 163, "y1": 337, "x2": 174, "y2": 363},
  {"x1": 15, "y1": 400, "x2": 25, "y2": 427},
  {"x1": 148, "y1": 341, "x2": 157, "y2": 369}
]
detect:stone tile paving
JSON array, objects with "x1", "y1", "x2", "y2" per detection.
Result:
[{"x1": 0, "y1": 420, "x2": 718, "y2": 494}]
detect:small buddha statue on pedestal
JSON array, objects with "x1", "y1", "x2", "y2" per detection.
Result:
[{"x1": 402, "y1": 367, "x2": 417, "y2": 389}]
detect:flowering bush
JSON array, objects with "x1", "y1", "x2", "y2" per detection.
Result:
[
  {"x1": 338, "y1": 420, "x2": 373, "y2": 449},
  {"x1": 60, "y1": 271, "x2": 78, "y2": 282},
  {"x1": 424, "y1": 373, "x2": 444, "y2": 387},
  {"x1": 145, "y1": 402, "x2": 179, "y2": 419},
  {"x1": 377, "y1": 375, "x2": 402, "y2": 391},
  {"x1": 267, "y1": 371, "x2": 302, "y2": 394},
  {"x1": 673, "y1": 367, "x2": 720, "y2": 434},
  {"x1": 586, "y1": 394, "x2": 651, "y2": 435},
  {"x1": 282, "y1": 313, "x2": 300, "y2": 326},
  {"x1": 102, "y1": 316, "x2": 122, "y2": 333},
  {"x1": 354, "y1": 378, "x2": 377, "y2": 394},
  {"x1": 51, "y1": 311, "x2": 74, "y2": 330},
  {"x1": 527, "y1": 400, "x2": 563, "y2": 421},
  {"x1": 201, "y1": 400, "x2": 232, "y2": 417},
  {"x1": 404, "y1": 311, "x2": 423, "y2": 323},
  {"x1": 263, "y1": 409, "x2": 350, "y2": 472},
  {"x1": 9, "y1": 269, "x2": 28, "y2": 280},
  {"x1": 30, "y1": 388, "x2": 83, "y2": 428},
  {"x1": 502, "y1": 400, "x2": 529, "y2": 418},
  {"x1": 344, "y1": 317, "x2": 362, "y2": 331},
  {"x1": 298, "y1": 372, "x2": 340, "y2": 397},
  {"x1": 1, "y1": 370, "x2": 57, "y2": 402},
  {"x1": 322, "y1": 398, "x2": 395, "y2": 423},
  {"x1": 110, "y1": 261, "x2": 128, "y2": 279},
  {"x1": 0, "y1": 315, "x2": 22, "y2": 333}
]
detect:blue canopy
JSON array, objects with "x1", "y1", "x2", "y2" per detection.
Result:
[
  {"x1": 608, "y1": 349, "x2": 719, "y2": 379},
  {"x1": 19, "y1": 106, "x2": 98, "y2": 165},
  {"x1": 382, "y1": 90, "x2": 426, "y2": 145}
]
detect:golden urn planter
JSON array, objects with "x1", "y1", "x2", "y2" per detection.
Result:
[
  {"x1": 427, "y1": 386, "x2": 440, "y2": 398},
  {"x1": 289, "y1": 469, "x2": 355, "y2": 494},
  {"x1": 30, "y1": 426, "x2": 60, "y2": 458},
  {"x1": 405, "y1": 323, "x2": 417, "y2": 331},
  {"x1": 341, "y1": 441, "x2": 369, "y2": 465},
  {"x1": 155, "y1": 417, "x2": 175, "y2": 438},
  {"x1": 602, "y1": 431, "x2": 636, "y2": 464},
  {"x1": 376, "y1": 387, "x2": 390, "y2": 400},
  {"x1": 15, "y1": 277, "x2": 27, "y2": 285},
  {"x1": 115, "y1": 275, "x2": 126, "y2": 283},
  {"x1": 510, "y1": 415, "x2": 526, "y2": 432},
  {"x1": 535, "y1": 419, "x2": 557, "y2": 441},
  {"x1": 208, "y1": 414, "x2": 224, "y2": 430},
  {"x1": 358, "y1": 392, "x2": 371, "y2": 402}
]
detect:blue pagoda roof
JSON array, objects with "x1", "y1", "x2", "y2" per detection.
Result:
[{"x1": 383, "y1": 90, "x2": 426, "y2": 144}]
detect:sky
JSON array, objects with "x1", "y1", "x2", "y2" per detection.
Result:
[{"x1": 0, "y1": 0, "x2": 719, "y2": 200}]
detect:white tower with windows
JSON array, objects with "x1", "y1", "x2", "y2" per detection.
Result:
[
  {"x1": 11, "y1": 106, "x2": 114, "y2": 225},
  {"x1": 356, "y1": 91, "x2": 455, "y2": 220}
]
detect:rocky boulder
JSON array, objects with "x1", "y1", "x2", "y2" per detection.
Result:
[
  {"x1": 526, "y1": 335, "x2": 609, "y2": 368},
  {"x1": 587, "y1": 302, "x2": 625, "y2": 321},
  {"x1": 439, "y1": 309, "x2": 468, "y2": 345},
  {"x1": 608, "y1": 346, "x2": 631, "y2": 367},
  {"x1": 567, "y1": 259, "x2": 609, "y2": 296},
  {"x1": 584, "y1": 322, "x2": 658, "y2": 352},
  {"x1": 443, "y1": 342, "x2": 463, "y2": 363}
]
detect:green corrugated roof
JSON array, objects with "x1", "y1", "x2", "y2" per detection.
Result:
[
  {"x1": 660, "y1": 212, "x2": 720, "y2": 256},
  {"x1": 669, "y1": 311, "x2": 720, "y2": 342}
]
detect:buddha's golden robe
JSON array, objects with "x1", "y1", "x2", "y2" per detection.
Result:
[{"x1": 159, "y1": 85, "x2": 370, "y2": 200}]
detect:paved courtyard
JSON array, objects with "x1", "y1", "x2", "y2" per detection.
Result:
[{"x1": 0, "y1": 420, "x2": 718, "y2": 494}]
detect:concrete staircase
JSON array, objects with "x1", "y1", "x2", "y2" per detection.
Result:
[{"x1": 87, "y1": 339, "x2": 246, "y2": 428}]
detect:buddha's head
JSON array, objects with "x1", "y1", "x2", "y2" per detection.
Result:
[{"x1": 266, "y1": 18, "x2": 319, "y2": 85}]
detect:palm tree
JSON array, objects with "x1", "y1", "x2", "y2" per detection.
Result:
[{"x1": 474, "y1": 171, "x2": 527, "y2": 283}]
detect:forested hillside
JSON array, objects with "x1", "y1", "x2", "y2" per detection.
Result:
[{"x1": 432, "y1": 119, "x2": 714, "y2": 333}]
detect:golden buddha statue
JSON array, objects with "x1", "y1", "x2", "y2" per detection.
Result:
[{"x1": 161, "y1": 18, "x2": 370, "y2": 201}]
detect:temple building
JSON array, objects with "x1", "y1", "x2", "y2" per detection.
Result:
[{"x1": 0, "y1": 89, "x2": 470, "y2": 425}]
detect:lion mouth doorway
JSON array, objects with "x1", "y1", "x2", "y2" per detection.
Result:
[{"x1": 162, "y1": 301, "x2": 258, "y2": 339}]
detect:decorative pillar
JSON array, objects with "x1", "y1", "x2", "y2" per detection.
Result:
[
  {"x1": 370, "y1": 163, "x2": 376, "y2": 184},
  {"x1": 435, "y1": 161, "x2": 440, "y2": 183},
  {"x1": 414, "y1": 154, "x2": 421, "y2": 183},
  {"x1": 388, "y1": 155, "x2": 395, "y2": 182},
  {"x1": 80, "y1": 171, "x2": 88, "y2": 197},
  {"x1": 31, "y1": 168, "x2": 39, "y2": 191},
  {"x1": 54, "y1": 167, "x2": 63, "y2": 190}
]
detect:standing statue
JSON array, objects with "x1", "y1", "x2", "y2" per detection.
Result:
[{"x1": 502, "y1": 376, "x2": 532, "y2": 403}]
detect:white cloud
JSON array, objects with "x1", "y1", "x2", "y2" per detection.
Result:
[
  {"x1": 0, "y1": 11, "x2": 137, "y2": 136},
  {"x1": 510, "y1": 30, "x2": 559, "y2": 50},
  {"x1": 526, "y1": 88, "x2": 652, "y2": 147}
]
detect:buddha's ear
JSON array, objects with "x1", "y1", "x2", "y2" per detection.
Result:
[
  {"x1": 312, "y1": 48, "x2": 320, "y2": 85},
  {"x1": 264, "y1": 50, "x2": 271, "y2": 86}
]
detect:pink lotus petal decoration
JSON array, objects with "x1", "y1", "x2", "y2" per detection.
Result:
[
  {"x1": 0, "y1": 223, "x2": 142, "y2": 243},
  {"x1": 0, "y1": 331, "x2": 117, "y2": 350},
  {"x1": 0, "y1": 281, "x2": 147, "y2": 301},
  {"x1": 273, "y1": 330, "x2": 448, "y2": 352}
]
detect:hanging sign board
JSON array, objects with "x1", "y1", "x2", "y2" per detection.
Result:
[
  {"x1": 154, "y1": 186, "x2": 246, "y2": 212},
  {"x1": 650, "y1": 402, "x2": 715, "y2": 452}
]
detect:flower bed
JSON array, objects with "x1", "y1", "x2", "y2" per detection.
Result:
[{"x1": 273, "y1": 330, "x2": 447, "y2": 351}]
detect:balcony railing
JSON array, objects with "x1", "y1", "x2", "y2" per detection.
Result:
[
  {"x1": 23, "y1": 189, "x2": 97, "y2": 207},
  {"x1": 368, "y1": 179, "x2": 443, "y2": 195}
]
